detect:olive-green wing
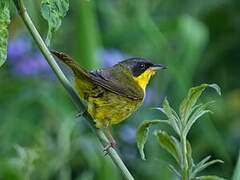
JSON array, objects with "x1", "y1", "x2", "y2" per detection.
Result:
[
  {"x1": 51, "y1": 50, "x2": 144, "y2": 100},
  {"x1": 89, "y1": 66, "x2": 144, "y2": 100}
]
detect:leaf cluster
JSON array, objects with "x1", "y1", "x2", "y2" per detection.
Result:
[
  {"x1": 40, "y1": 0, "x2": 69, "y2": 46},
  {"x1": 0, "y1": 0, "x2": 10, "y2": 67},
  {"x1": 0, "y1": 0, "x2": 69, "y2": 67},
  {"x1": 137, "y1": 84, "x2": 224, "y2": 179}
]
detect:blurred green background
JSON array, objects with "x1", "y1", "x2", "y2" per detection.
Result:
[{"x1": 0, "y1": 0, "x2": 240, "y2": 179}]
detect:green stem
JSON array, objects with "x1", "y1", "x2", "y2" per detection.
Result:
[
  {"x1": 12, "y1": 0, "x2": 134, "y2": 179},
  {"x1": 181, "y1": 134, "x2": 189, "y2": 180}
]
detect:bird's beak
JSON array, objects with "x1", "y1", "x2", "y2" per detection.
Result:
[{"x1": 149, "y1": 64, "x2": 167, "y2": 71}]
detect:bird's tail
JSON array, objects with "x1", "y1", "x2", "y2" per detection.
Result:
[{"x1": 51, "y1": 50, "x2": 90, "y2": 79}]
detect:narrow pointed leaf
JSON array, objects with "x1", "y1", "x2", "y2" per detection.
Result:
[
  {"x1": 185, "y1": 101, "x2": 214, "y2": 123},
  {"x1": 168, "y1": 164, "x2": 181, "y2": 178},
  {"x1": 191, "y1": 155, "x2": 211, "y2": 178},
  {"x1": 184, "y1": 101, "x2": 215, "y2": 137},
  {"x1": 193, "y1": 158, "x2": 223, "y2": 177},
  {"x1": 196, "y1": 176, "x2": 226, "y2": 180},
  {"x1": 179, "y1": 84, "x2": 221, "y2": 124},
  {"x1": 0, "y1": 0, "x2": 10, "y2": 67},
  {"x1": 196, "y1": 159, "x2": 223, "y2": 174},
  {"x1": 161, "y1": 99, "x2": 181, "y2": 135},
  {"x1": 208, "y1": 84, "x2": 221, "y2": 96},
  {"x1": 183, "y1": 109, "x2": 211, "y2": 137},
  {"x1": 195, "y1": 156, "x2": 211, "y2": 169},
  {"x1": 137, "y1": 120, "x2": 169, "y2": 160},
  {"x1": 162, "y1": 98, "x2": 173, "y2": 118},
  {"x1": 155, "y1": 130, "x2": 181, "y2": 164}
]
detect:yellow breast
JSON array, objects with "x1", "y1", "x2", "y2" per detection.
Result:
[{"x1": 88, "y1": 91, "x2": 142, "y2": 128}]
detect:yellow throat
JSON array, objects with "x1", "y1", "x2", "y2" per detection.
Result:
[{"x1": 133, "y1": 69, "x2": 156, "y2": 91}]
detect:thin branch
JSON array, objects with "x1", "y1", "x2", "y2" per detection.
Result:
[{"x1": 12, "y1": 0, "x2": 134, "y2": 179}]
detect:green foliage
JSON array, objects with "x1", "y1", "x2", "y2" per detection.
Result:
[
  {"x1": 155, "y1": 130, "x2": 181, "y2": 165},
  {"x1": 192, "y1": 156, "x2": 223, "y2": 178},
  {"x1": 195, "y1": 176, "x2": 226, "y2": 180},
  {"x1": 137, "y1": 120, "x2": 169, "y2": 160},
  {"x1": 41, "y1": 0, "x2": 69, "y2": 46},
  {"x1": 9, "y1": 145, "x2": 39, "y2": 179},
  {"x1": 162, "y1": 99, "x2": 181, "y2": 135},
  {"x1": 137, "y1": 84, "x2": 224, "y2": 179},
  {"x1": 1, "y1": 0, "x2": 239, "y2": 179},
  {"x1": 180, "y1": 84, "x2": 221, "y2": 125},
  {"x1": 0, "y1": 0, "x2": 10, "y2": 67}
]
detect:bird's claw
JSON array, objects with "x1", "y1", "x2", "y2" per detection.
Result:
[{"x1": 75, "y1": 110, "x2": 85, "y2": 118}]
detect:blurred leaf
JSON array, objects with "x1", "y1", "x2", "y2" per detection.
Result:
[
  {"x1": 137, "y1": 119, "x2": 169, "y2": 160},
  {"x1": 179, "y1": 84, "x2": 221, "y2": 124},
  {"x1": 179, "y1": 15, "x2": 208, "y2": 53},
  {"x1": 232, "y1": 151, "x2": 240, "y2": 180},
  {"x1": 41, "y1": 0, "x2": 69, "y2": 46},
  {"x1": 196, "y1": 176, "x2": 226, "y2": 180},
  {"x1": 155, "y1": 130, "x2": 181, "y2": 164},
  {"x1": 9, "y1": 145, "x2": 39, "y2": 179},
  {"x1": 0, "y1": 0, "x2": 10, "y2": 67}
]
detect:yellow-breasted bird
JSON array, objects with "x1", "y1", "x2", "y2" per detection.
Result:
[{"x1": 52, "y1": 51, "x2": 166, "y2": 149}]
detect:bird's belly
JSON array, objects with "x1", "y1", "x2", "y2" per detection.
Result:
[{"x1": 87, "y1": 92, "x2": 143, "y2": 128}]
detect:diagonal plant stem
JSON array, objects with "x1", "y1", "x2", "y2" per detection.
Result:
[{"x1": 12, "y1": 0, "x2": 134, "y2": 179}]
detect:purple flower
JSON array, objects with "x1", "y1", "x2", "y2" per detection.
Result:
[
  {"x1": 98, "y1": 48, "x2": 129, "y2": 67},
  {"x1": 8, "y1": 37, "x2": 31, "y2": 60},
  {"x1": 7, "y1": 36, "x2": 52, "y2": 78},
  {"x1": 11, "y1": 53, "x2": 51, "y2": 77}
]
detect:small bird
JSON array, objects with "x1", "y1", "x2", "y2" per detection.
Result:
[{"x1": 52, "y1": 51, "x2": 166, "y2": 149}]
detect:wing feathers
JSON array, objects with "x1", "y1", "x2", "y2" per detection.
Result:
[{"x1": 51, "y1": 50, "x2": 143, "y2": 100}]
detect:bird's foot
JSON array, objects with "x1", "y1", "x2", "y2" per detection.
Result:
[
  {"x1": 103, "y1": 140, "x2": 117, "y2": 156},
  {"x1": 75, "y1": 110, "x2": 86, "y2": 118}
]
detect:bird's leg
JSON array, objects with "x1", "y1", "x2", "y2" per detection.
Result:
[
  {"x1": 76, "y1": 112, "x2": 83, "y2": 118},
  {"x1": 75, "y1": 109, "x2": 87, "y2": 118},
  {"x1": 103, "y1": 125, "x2": 117, "y2": 155}
]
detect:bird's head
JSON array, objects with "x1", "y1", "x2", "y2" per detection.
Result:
[{"x1": 118, "y1": 57, "x2": 166, "y2": 90}]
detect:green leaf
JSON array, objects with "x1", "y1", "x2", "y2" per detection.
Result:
[
  {"x1": 136, "y1": 120, "x2": 169, "y2": 160},
  {"x1": 195, "y1": 176, "x2": 226, "y2": 180},
  {"x1": 183, "y1": 101, "x2": 215, "y2": 137},
  {"x1": 183, "y1": 109, "x2": 211, "y2": 137},
  {"x1": 194, "y1": 156, "x2": 211, "y2": 171},
  {"x1": 155, "y1": 130, "x2": 181, "y2": 164},
  {"x1": 0, "y1": 0, "x2": 10, "y2": 67},
  {"x1": 157, "y1": 98, "x2": 181, "y2": 135},
  {"x1": 179, "y1": 84, "x2": 221, "y2": 124},
  {"x1": 192, "y1": 156, "x2": 223, "y2": 178},
  {"x1": 168, "y1": 164, "x2": 181, "y2": 178},
  {"x1": 41, "y1": 0, "x2": 69, "y2": 46},
  {"x1": 208, "y1": 84, "x2": 221, "y2": 96}
]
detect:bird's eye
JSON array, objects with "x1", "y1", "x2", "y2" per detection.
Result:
[{"x1": 140, "y1": 64, "x2": 145, "y2": 69}]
